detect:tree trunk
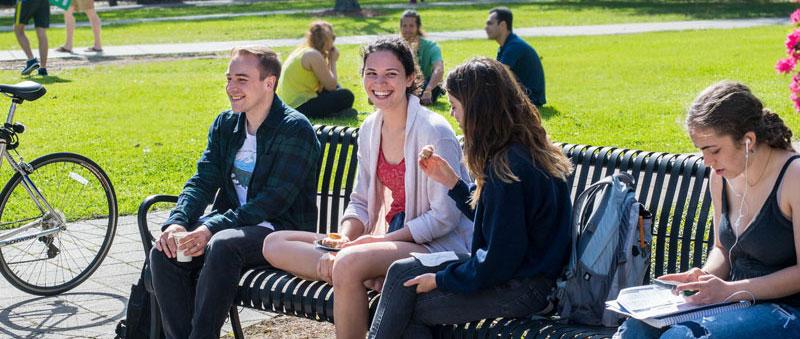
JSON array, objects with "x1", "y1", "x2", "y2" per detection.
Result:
[{"x1": 334, "y1": 0, "x2": 361, "y2": 12}]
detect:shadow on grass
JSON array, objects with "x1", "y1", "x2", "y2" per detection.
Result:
[
  {"x1": 32, "y1": 76, "x2": 72, "y2": 85},
  {"x1": 539, "y1": 105, "x2": 560, "y2": 120},
  {"x1": 540, "y1": 1, "x2": 795, "y2": 20},
  {"x1": 334, "y1": 14, "x2": 397, "y2": 37},
  {"x1": 426, "y1": 100, "x2": 450, "y2": 113}
]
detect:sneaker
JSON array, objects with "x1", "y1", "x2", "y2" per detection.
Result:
[
  {"x1": 21, "y1": 58, "x2": 40, "y2": 76},
  {"x1": 37, "y1": 68, "x2": 48, "y2": 76}
]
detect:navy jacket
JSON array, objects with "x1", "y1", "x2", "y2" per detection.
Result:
[
  {"x1": 497, "y1": 33, "x2": 546, "y2": 107},
  {"x1": 435, "y1": 144, "x2": 571, "y2": 294},
  {"x1": 164, "y1": 96, "x2": 321, "y2": 234}
]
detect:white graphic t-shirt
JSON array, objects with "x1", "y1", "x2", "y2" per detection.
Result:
[{"x1": 232, "y1": 131, "x2": 274, "y2": 229}]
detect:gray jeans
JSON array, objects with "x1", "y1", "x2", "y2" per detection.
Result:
[
  {"x1": 368, "y1": 256, "x2": 553, "y2": 339},
  {"x1": 149, "y1": 226, "x2": 272, "y2": 339}
]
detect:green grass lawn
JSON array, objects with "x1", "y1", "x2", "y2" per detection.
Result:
[
  {"x1": 0, "y1": 1, "x2": 794, "y2": 50},
  {"x1": 1, "y1": 0, "x2": 793, "y2": 27},
  {"x1": 0, "y1": 25, "x2": 796, "y2": 216}
]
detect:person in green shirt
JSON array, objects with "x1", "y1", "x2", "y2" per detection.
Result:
[{"x1": 400, "y1": 10, "x2": 444, "y2": 106}]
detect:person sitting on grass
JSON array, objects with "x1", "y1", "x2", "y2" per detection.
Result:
[
  {"x1": 485, "y1": 7, "x2": 545, "y2": 107},
  {"x1": 368, "y1": 57, "x2": 573, "y2": 338},
  {"x1": 263, "y1": 37, "x2": 472, "y2": 339},
  {"x1": 615, "y1": 81, "x2": 800, "y2": 338},
  {"x1": 276, "y1": 21, "x2": 356, "y2": 119},
  {"x1": 399, "y1": 10, "x2": 444, "y2": 106}
]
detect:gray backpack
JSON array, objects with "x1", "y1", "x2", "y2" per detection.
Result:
[{"x1": 556, "y1": 172, "x2": 653, "y2": 327}]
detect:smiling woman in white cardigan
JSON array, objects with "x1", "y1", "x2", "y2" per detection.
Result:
[{"x1": 262, "y1": 37, "x2": 472, "y2": 339}]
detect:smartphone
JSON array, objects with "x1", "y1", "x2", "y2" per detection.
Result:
[
  {"x1": 653, "y1": 279, "x2": 697, "y2": 296},
  {"x1": 653, "y1": 278, "x2": 680, "y2": 289}
]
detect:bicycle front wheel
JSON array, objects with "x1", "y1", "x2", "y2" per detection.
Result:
[{"x1": 0, "y1": 153, "x2": 117, "y2": 296}]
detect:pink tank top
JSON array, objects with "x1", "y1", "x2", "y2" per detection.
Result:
[{"x1": 377, "y1": 146, "x2": 405, "y2": 225}]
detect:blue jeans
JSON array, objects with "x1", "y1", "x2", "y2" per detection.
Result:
[
  {"x1": 388, "y1": 211, "x2": 405, "y2": 233},
  {"x1": 149, "y1": 225, "x2": 272, "y2": 339},
  {"x1": 368, "y1": 256, "x2": 553, "y2": 339},
  {"x1": 615, "y1": 303, "x2": 800, "y2": 338}
]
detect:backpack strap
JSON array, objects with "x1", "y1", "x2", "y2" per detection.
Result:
[{"x1": 566, "y1": 172, "x2": 636, "y2": 278}]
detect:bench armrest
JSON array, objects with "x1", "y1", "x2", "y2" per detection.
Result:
[{"x1": 137, "y1": 194, "x2": 179, "y2": 254}]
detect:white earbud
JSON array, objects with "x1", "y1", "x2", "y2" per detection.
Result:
[{"x1": 745, "y1": 139, "x2": 751, "y2": 161}]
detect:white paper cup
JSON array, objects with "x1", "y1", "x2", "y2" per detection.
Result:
[{"x1": 173, "y1": 232, "x2": 192, "y2": 263}]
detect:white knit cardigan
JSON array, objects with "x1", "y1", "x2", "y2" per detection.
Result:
[{"x1": 340, "y1": 96, "x2": 472, "y2": 253}]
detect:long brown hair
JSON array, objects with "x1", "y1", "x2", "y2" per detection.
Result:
[
  {"x1": 401, "y1": 10, "x2": 426, "y2": 37},
  {"x1": 305, "y1": 21, "x2": 334, "y2": 59},
  {"x1": 446, "y1": 58, "x2": 572, "y2": 207}
]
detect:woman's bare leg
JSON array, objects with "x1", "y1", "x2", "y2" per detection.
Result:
[
  {"x1": 331, "y1": 241, "x2": 428, "y2": 339},
  {"x1": 263, "y1": 230, "x2": 326, "y2": 281},
  {"x1": 62, "y1": 6, "x2": 75, "y2": 50},
  {"x1": 85, "y1": 9, "x2": 102, "y2": 49}
]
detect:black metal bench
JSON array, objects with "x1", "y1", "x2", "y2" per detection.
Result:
[{"x1": 137, "y1": 124, "x2": 713, "y2": 338}]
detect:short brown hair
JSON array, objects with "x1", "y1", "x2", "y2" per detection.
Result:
[
  {"x1": 230, "y1": 46, "x2": 282, "y2": 84},
  {"x1": 489, "y1": 7, "x2": 513, "y2": 32}
]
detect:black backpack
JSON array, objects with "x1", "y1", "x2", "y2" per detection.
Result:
[{"x1": 115, "y1": 261, "x2": 163, "y2": 339}]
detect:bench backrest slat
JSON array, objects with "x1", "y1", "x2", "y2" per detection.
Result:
[
  {"x1": 554, "y1": 144, "x2": 713, "y2": 280},
  {"x1": 665, "y1": 155, "x2": 697, "y2": 274},
  {"x1": 310, "y1": 127, "x2": 714, "y2": 280},
  {"x1": 314, "y1": 125, "x2": 359, "y2": 234}
]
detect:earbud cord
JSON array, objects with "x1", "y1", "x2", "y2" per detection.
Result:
[
  {"x1": 722, "y1": 290, "x2": 756, "y2": 304},
  {"x1": 726, "y1": 143, "x2": 749, "y2": 278},
  {"x1": 720, "y1": 141, "x2": 759, "y2": 306}
]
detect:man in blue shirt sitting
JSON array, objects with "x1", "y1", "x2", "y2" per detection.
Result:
[
  {"x1": 485, "y1": 7, "x2": 546, "y2": 107},
  {"x1": 149, "y1": 46, "x2": 321, "y2": 339}
]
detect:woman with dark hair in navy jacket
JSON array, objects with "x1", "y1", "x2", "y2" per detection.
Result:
[{"x1": 368, "y1": 57, "x2": 574, "y2": 338}]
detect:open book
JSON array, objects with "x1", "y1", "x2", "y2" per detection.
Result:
[{"x1": 606, "y1": 284, "x2": 751, "y2": 328}]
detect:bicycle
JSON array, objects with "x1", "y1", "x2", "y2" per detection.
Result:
[{"x1": 0, "y1": 81, "x2": 117, "y2": 296}]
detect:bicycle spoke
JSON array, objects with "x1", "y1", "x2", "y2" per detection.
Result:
[
  {"x1": 0, "y1": 154, "x2": 117, "y2": 295},
  {"x1": 60, "y1": 230, "x2": 94, "y2": 269}
]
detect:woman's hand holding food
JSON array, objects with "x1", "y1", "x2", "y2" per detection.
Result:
[{"x1": 418, "y1": 145, "x2": 459, "y2": 189}]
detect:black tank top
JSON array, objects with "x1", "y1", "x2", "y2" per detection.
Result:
[{"x1": 719, "y1": 155, "x2": 800, "y2": 306}]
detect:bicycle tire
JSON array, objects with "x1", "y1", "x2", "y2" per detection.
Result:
[{"x1": 0, "y1": 152, "x2": 117, "y2": 296}]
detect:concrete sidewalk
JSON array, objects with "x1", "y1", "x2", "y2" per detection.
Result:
[
  {"x1": 0, "y1": 17, "x2": 787, "y2": 62},
  {"x1": 0, "y1": 213, "x2": 272, "y2": 338}
]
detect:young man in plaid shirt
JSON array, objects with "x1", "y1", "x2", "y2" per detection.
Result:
[{"x1": 149, "y1": 46, "x2": 321, "y2": 339}]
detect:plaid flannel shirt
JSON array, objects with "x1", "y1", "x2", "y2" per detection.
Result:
[{"x1": 164, "y1": 96, "x2": 321, "y2": 234}]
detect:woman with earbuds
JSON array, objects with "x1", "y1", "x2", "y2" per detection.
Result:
[{"x1": 615, "y1": 81, "x2": 800, "y2": 338}]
